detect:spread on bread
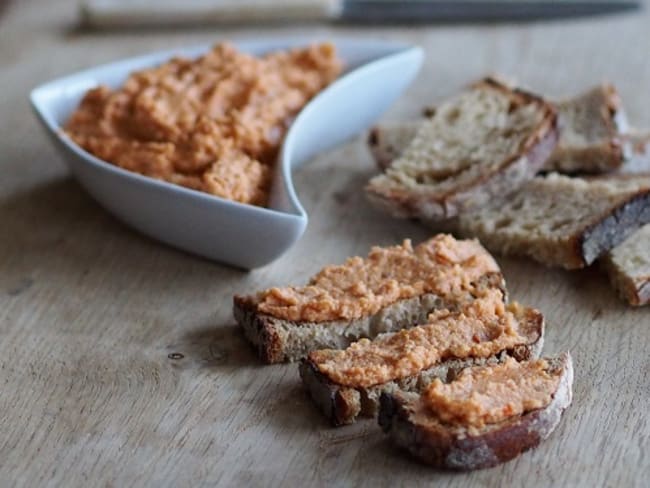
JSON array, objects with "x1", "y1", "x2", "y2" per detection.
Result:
[
  {"x1": 254, "y1": 235, "x2": 500, "y2": 322},
  {"x1": 379, "y1": 354, "x2": 573, "y2": 470},
  {"x1": 309, "y1": 291, "x2": 535, "y2": 388},
  {"x1": 422, "y1": 356, "x2": 561, "y2": 429},
  {"x1": 65, "y1": 42, "x2": 342, "y2": 206}
]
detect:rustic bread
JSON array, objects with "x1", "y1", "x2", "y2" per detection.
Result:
[
  {"x1": 620, "y1": 130, "x2": 650, "y2": 174},
  {"x1": 368, "y1": 84, "x2": 626, "y2": 175},
  {"x1": 234, "y1": 235, "x2": 506, "y2": 363},
  {"x1": 299, "y1": 292, "x2": 544, "y2": 426},
  {"x1": 378, "y1": 353, "x2": 573, "y2": 470},
  {"x1": 456, "y1": 173, "x2": 650, "y2": 269},
  {"x1": 367, "y1": 121, "x2": 420, "y2": 172},
  {"x1": 366, "y1": 77, "x2": 558, "y2": 220},
  {"x1": 601, "y1": 223, "x2": 650, "y2": 306},
  {"x1": 545, "y1": 83, "x2": 627, "y2": 173}
]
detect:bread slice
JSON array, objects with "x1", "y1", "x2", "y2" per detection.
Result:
[
  {"x1": 378, "y1": 353, "x2": 573, "y2": 470},
  {"x1": 621, "y1": 130, "x2": 650, "y2": 174},
  {"x1": 368, "y1": 84, "x2": 626, "y2": 176},
  {"x1": 234, "y1": 235, "x2": 506, "y2": 364},
  {"x1": 601, "y1": 223, "x2": 650, "y2": 306},
  {"x1": 299, "y1": 291, "x2": 544, "y2": 426},
  {"x1": 545, "y1": 83, "x2": 627, "y2": 173},
  {"x1": 456, "y1": 173, "x2": 650, "y2": 269},
  {"x1": 367, "y1": 121, "x2": 420, "y2": 172},
  {"x1": 366, "y1": 77, "x2": 558, "y2": 220}
]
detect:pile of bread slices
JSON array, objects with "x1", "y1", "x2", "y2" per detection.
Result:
[
  {"x1": 367, "y1": 77, "x2": 650, "y2": 306},
  {"x1": 232, "y1": 77, "x2": 650, "y2": 470},
  {"x1": 234, "y1": 235, "x2": 573, "y2": 470}
]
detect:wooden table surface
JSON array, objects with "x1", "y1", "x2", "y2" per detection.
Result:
[{"x1": 1, "y1": 1, "x2": 648, "y2": 486}]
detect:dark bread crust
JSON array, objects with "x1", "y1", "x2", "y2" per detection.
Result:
[
  {"x1": 575, "y1": 188, "x2": 650, "y2": 267},
  {"x1": 378, "y1": 353, "x2": 573, "y2": 470},
  {"x1": 299, "y1": 306, "x2": 544, "y2": 426},
  {"x1": 234, "y1": 295, "x2": 284, "y2": 363},
  {"x1": 366, "y1": 77, "x2": 559, "y2": 220},
  {"x1": 234, "y1": 272, "x2": 506, "y2": 364}
]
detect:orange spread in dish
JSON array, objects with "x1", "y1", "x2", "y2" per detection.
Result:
[
  {"x1": 309, "y1": 291, "x2": 536, "y2": 388},
  {"x1": 65, "y1": 42, "x2": 342, "y2": 206},
  {"x1": 255, "y1": 234, "x2": 501, "y2": 322},
  {"x1": 423, "y1": 357, "x2": 560, "y2": 428}
]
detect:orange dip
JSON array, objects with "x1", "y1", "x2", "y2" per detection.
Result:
[
  {"x1": 309, "y1": 290, "x2": 537, "y2": 388},
  {"x1": 423, "y1": 357, "x2": 561, "y2": 428},
  {"x1": 255, "y1": 234, "x2": 501, "y2": 322},
  {"x1": 65, "y1": 42, "x2": 342, "y2": 206}
]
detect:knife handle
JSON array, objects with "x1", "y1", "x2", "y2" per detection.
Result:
[{"x1": 82, "y1": 0, "x2": 342, "y2": 27}]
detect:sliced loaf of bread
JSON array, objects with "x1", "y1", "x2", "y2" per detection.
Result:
[
  {"x1": 378, "y1": 353, "x2": 573, "y2": 470},
  {"x1": 456, "y1": 173, "x2": 650, "y2": 269},
  {"x1": 234, "y1": 234, "x2": 506, "y2": 363},
  {"x1": 601, "y1": 223, "x2": 650, "y2": 306},
  {"x1": 366, "y1": 77, "x2": 558, "y2": 220},
  {"x1": 368, "y1": 84, "x2": 627, "y2": 176},
  {"x1": 300, "y1": 290, "x2": 544, "y2": 426}
]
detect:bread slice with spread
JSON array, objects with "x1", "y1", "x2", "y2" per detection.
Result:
[
  {"x1": 378, "y1": 353, "x2": 573, "y2": 470},
  {"x1": 366, "y1": 77, "x2": 558, "y2": 220},
  {"x1": 299, "y1": 289, "x2": 544, "y2": 426},
  {"x1": 233, "y1": 234, "x2": 506, "y2": 363}
]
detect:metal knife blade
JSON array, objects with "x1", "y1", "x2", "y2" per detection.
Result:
[
  {"x1": 341, "y1": 0, "x2": 641, "y2": 23},
  {"x1": 81, "y1": 0, "x2": 641, "y2": 28}
]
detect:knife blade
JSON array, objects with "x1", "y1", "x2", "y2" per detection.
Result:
[
  {"x1": 342, "y1": 0, "x2": 641, "y2": 23},
  {"x1": 81, "y1": 0, "x2": 641, "y2": 27}
]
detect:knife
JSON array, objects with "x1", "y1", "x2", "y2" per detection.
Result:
[{"x1": 81, "y1": 0, "x2": 641, "y2": 27}]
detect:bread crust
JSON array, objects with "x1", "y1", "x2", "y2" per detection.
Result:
[
  {"x1": 378, "y1": 353, "x2": 573, "y2": 470},
  {"x1": 366, "y1": 77, "x2": 559, "y2": 220},
  {"x1": 601, "y1": 222, "x2": 650, "y2": 306},
  {"x1": 234, "y1": 272, "x2": 506, "y2": 364},
  {"x1": 299, "y1": 306, "x2": 544, "y2": 426},
  {"x1": 454, "y1": 174, "x2": 650, "y2": 270},
  {"x1": 576, "y1": 188, "x2": 650, "y2": 267}
]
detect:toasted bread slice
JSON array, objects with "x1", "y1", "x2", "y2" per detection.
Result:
[
  {"x1": 299, "y1": 291, "x2": 544, "y2": 426},
  {"x1": 234, "y1": 235, "x2": 506, "y2": 363},
  {"x1": 366, "y1": 77, "x2": 558, "y2": 220},
  {"x1": 378, "y1": 353, "x2": 573, "y2": 470},
  {"x1": 456, "y1": 173, "x2": 650, "y2": 269},
  {"x1": 601, "y1": 223, "x2": 650, "y2": 306},
  {"x1": 545, "y1": 84, "x2": 627, "y2": 173},
  {"x1": 368, "y1": 84, "x2": 626, "y2": 175}
]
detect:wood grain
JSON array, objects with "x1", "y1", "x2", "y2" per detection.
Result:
[{"x1": 0, "y1": 1, "x2": 648, "y2": 486}]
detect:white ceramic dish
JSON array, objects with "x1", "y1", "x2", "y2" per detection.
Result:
[{"x1": 30, "y1": 38, "x2": 423, "y2": 269}]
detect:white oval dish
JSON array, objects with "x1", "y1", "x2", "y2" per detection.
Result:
[{"x1": 30, "y1": 38, "x2": 423, "y2": 269}]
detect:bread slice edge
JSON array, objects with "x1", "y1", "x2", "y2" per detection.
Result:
[
  {"x1": 378, "y1": 352, "x2": 573, "y2": 470},
  {"x1": 234, "y1": 271, "x2": 506, "y2": 364},
  {"x1": 299, "y1": 305, "x2": 544, "y2": 426},
  {"x1": 365, "y1": 78, "x2": 559, "y2": 220}
]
